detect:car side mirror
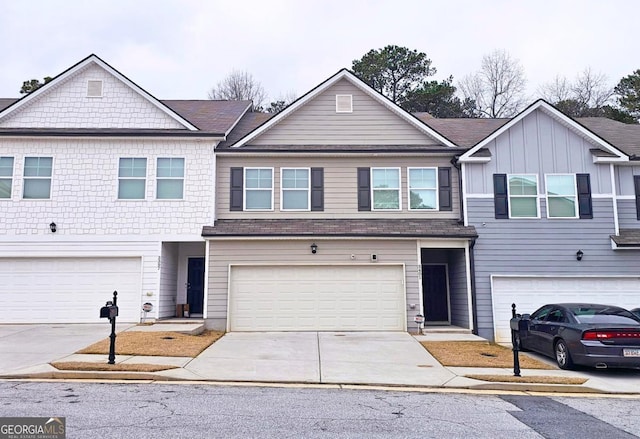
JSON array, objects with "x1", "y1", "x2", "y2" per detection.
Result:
[{"x1": 520, "y1": 313, "x2": 531, "y2": 321}]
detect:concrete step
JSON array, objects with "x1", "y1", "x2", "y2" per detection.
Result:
[
  {"x1": 422, "y1": 326, "x2": 472, "y2": 334},
  {"x1": 126, "y1": 321, "x2": 205, "y2": 335}
]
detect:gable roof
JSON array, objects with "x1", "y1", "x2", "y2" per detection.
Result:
[
  {"x1": 162, "y1": 100, "x2": 251, "y2": 134},
  {"x1": 0, "y1": 54, "x2": 199, "y2": 131},
  {"x1": 229, "y1": 68, "x2": 456, "y2": 148},
  {"x1": 458, "y1": 100, "x2": 629, "y2": 163}
]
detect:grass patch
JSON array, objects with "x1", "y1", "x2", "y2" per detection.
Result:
[
  {"x1": 77, "y1": 330, "x2": 224, "y2": 357},
  {"x1": 421, "y1": 341, "x2": 555, "y2": 369},
  {"x1": 465, "y1": 374, "x2": 587, "y2": 385},
  {"x1": 51, "y1": 362, "x2": 178, "y2": 372}
]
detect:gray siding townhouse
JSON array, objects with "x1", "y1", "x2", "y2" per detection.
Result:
[{"x1": 451, "y1": 101, "x2": 640, "y2": 341}]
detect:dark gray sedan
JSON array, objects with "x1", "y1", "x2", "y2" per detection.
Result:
[{"x1": 517, "y1": 303, "x2": 640, "y2": 370}]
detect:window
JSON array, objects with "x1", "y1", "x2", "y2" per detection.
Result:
[
  {"x1": 546, "y1": 174, "x2": 577, "y2": 218},
  {"x1": 244, "y1": 168, "x2": 273, "y2": 210},
  {"x1": 371, "y1": 168, "x2": 400, "y2": 210},
  {"x1": 508, "y1": 174, "x2": 538, "y2": 218},
  {"x1": 157, "y1": 158, "x2": 184, "y2": 199},
  {"x1": 281, "y1": 168, "x2": 309, "y2": 210},
  {"x1": 409, "y1": 168, "x2": 437, "y2": 210},
  {"x1": 23, "y1": 157, "x2": 52, "y2": 199},
  {"x1": 118, "y1": 158, "x2": 147, "y2": 199},
  {"x1": 0, "y1": 157, "x2": 14, "y2": 199}
]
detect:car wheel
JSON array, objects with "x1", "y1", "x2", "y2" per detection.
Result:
[{"x1": 554, "y1": 339, "x2": 574, "y2": 370}]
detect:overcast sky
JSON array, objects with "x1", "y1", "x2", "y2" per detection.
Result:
[{"x1": 0, "y1": 0, "x2": 637, "y2": 104}]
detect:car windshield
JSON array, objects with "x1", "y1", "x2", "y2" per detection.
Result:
[{"x1": 569, "y1": 306, "x2": 640, "y2": 325}]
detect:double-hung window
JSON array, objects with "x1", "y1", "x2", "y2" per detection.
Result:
[
  {"x1": 118, "y1": 158, "x2": 147, "y2": 199},
  {"x1": 408, "y1": 167, "x2": 437, "y2": 210},
  {"x1": 157, "y1": 158, "x2": 184, "y2": 199},
  {"x1": 0, "y1": 157, "x2": 14, "y2": 199},
  {"x1": 508, "y1": 174, "x2": 538, "y2": 218},
  {"x1": 371, "y1": 168, "x2": 401, "y2": 210},
  {"x1": 244, "y1": 168, "x2": 273, "y2": 210},
  {"x1": 281, "y1": 168, "x2": 310, "y2": 210},
  {"x1": 23, "y1": 157, "x2": 52, "y2": 199},
  {"x1": 546, "y1": 174, "x2": 577, "y2": 218}
]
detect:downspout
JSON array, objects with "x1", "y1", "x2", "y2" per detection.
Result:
[
  {"x1": 469, "y1": 238, "x2": 478, "y2": 335},
  {"x1": 450, "y1": 156, "x2": 464, "y2": 224}
]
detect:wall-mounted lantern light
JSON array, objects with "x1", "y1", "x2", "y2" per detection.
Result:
[
  {"x1": 49, "y1": 222, "x2": 57, "y2": 233},
  {"x1": 310, "y1": 243, "x2": 318, "y2": 254},
  {"x1": 576, "y1": 249, "x2": 583, "y2": 261}
]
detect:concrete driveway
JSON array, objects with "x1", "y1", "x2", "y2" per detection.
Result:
[
  {"x1": 186, "y1": 331, "x2": 456, "y2": 386},
  {"x1": 0, "y1": 324, "x2": 133, "y2": 374}
]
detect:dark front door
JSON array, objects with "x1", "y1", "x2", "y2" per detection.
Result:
[
  {"x1": 422, "y1": 264, "x2": 449, "y2": 323},
  {"x1": 187, "y1": 257, "x2": 205, "y2": 315}
]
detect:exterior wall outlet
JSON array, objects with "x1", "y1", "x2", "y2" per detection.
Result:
[{"x1": 370, "y1": 254, "x2": 378, "y2": 262}]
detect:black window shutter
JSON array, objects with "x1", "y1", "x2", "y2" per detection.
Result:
[
  {"x1": 230, "y1": 167, "x2": 243, "y2": 211},
  {"x1": 493, "y1": 174, "x2": 509, "y2": 219},
  {"x1": 357, "y1": 167, "x2": 371, "y2": 211},
  {"x1": 310, "y1": 168, "x2": 324, "y2": 211},
  {"x1": 576, "y1": 173, "x2": 593, "y2": 219},
  {"x1": 438, "y1": 167, "x2": 452, "y2": 211},
  {"x1": 635, "y1": 176, "x2": 640, "y2": 220}
]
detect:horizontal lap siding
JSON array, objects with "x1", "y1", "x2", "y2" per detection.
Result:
[
  {"x1": 251, "y1": 79, "x2": 439, "y2": 146},
  {"x1": 468, "y1": 198, "x2": 640, "y2": 339},
  {"x1": 618, "y1": 199, "x2": 639, "y2": 228},
  {"x1": 217, "y1": 156, "x2": 459, "y2": 219},
  {"x1": 207, "y1": 239, "x2": 420, "y2": 330},
  {"x1": 448, "y1": 250, "x2": 469, "y2": 328}
]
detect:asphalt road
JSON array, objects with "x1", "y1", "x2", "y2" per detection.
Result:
[{"x1": 1, "y1": 381, "x2": 639, "y2": 438}]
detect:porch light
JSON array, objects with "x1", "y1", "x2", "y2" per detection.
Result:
[
  {"x1": 310, "y1": 243, "x2": 318, "y2": 254},
  {"x1": 49, "y1": 222, "x2": 57, "y2": 233},
  {"x1": 576, "y1": 249, "x2": 583, "y2": 261}
]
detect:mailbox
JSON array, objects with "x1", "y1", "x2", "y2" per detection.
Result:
[
  {"x1": 100, "y1": 301, "x2": 119, "y2": 319},
  {"x1": 510, "y1": 314, "x2": 530, "y2": 332}
]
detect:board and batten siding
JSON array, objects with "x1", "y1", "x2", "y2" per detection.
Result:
[
  {"x1": 614, "y1": 165, "x2": 640, "y2": 196},
  {"x1": 467, "y1": 197, "x2": 640, "y2": 339},
  {"x1": 464, "y1": 110, "x2": 612, "y2": 195},
  {"x1": 249, "y1": 79, "x2": 440, "y2": 146},
  {"x1": 206, "y1": 239, "x2": 420, "y2": 331},
  {"x1": 216, "y1": 155, "x2": 459, "y2": 219}
]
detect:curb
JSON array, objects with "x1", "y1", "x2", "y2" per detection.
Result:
[{"x1": 0, "y1": 371, "x2": 616, "y2": 394}]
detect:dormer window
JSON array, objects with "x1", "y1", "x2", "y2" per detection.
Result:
[
  {"x1": 87, "y1": 80, "x2": 103, "y2": 98},
  {"x1": 336, "y1": 94, "x2": 352, "y2": 113}
]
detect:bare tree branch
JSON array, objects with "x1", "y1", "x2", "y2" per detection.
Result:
[{"x1": 208, "y1": 70, "x2": 267, "y2": 109}]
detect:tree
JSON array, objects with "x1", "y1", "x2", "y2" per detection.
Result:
[
  {"x1": 399, "y1": 76, "x2": 476, "y2": 117},
  {"x1": 20, "y1": 76, "x2": 52, "y2": 94},
  {"x1": 264, "y1": 91, "x2": 297, "y2": 114},
  {"x1": 458, "y1": 50, "x2": 527, "y2": 117},
  {"x1": 538, "y1": 68, "x2": 614, "y2": 117},
  {"x1": 352, "y1": 45, "x2": 436, "y2": 104},
  {"x1": 615, "y1": 69, "x2": 640, "y2": 121},
  {"x1": 208, "y1": 70, "x2": 267, "y2": 110}
]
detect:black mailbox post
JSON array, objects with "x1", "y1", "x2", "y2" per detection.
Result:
[
  {"x1": 509, "y1": 303, "x2": 522, "y2": 377},
  {"x1": 99, "y1": 291, "x2": 119, "y2": 364}
]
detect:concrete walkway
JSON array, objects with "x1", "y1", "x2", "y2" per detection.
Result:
[{"x1": 2, "y1": 325, "x2": 640, "y2": 394}]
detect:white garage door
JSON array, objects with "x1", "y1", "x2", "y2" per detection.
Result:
[
  {"x1": 492, "y1": 276, "x2": 640, "y2": 342},
  {"x1": 0, "y1": 257, "x2": 142, "y2": 323},
  {"x1": 229, "y1": 265, "x2": 406, "y2": 331}
]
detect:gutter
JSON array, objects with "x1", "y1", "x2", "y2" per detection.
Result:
[
  {"x1": 450, "y1": 156, "x2": 465, "y2": 224},
  {"x1": 469, "y1": 238, "x2": 479, "y2": 335}
]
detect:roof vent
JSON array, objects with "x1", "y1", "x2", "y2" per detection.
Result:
[
  {"x1": 87, "y1": 80, "x2": 103, "y2": 98},
  {"x1": 336, "y1": 95, "x2": 352, "y2": 113}
]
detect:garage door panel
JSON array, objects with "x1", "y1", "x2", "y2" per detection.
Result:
[
  {"x1": 230, "y1": 265, "x2": 405, "y2": 331},
  {"x1": 492, "y1": 276, "x2": 640, "y2": 342},
  {"x1": 0, "y1": 257, "x2": 141, "y2": 323}
]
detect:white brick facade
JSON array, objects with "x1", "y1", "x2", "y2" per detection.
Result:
[
  {"x1": 0, "y1": 137, "x2": 215, "y2": 237},
  {"x1": 0, "y1": 64, "x2": 185, "y2": 129}
]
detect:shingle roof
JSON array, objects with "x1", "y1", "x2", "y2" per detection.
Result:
[
  {"x1": 610, "y1": 229, "x2": 640, "y2": 247},
  {"x1": 0, "y1": 98, "x2": 17, "y2": 111},
  {"x1": 217, "y1": 111, "x2": 273, "y2": 148},
  {"x1": 162, "y1": 100, "x2": 251, "y2": 133},
  {"x1": 576, "y1": 117, "x2": 640, "y2": 158},
  {"x1": 417, "y1": 116, "x2": 510, "y2": 148},
  {"x1": 202, "y1": 218, "x2": 477, "y2": 238}
]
